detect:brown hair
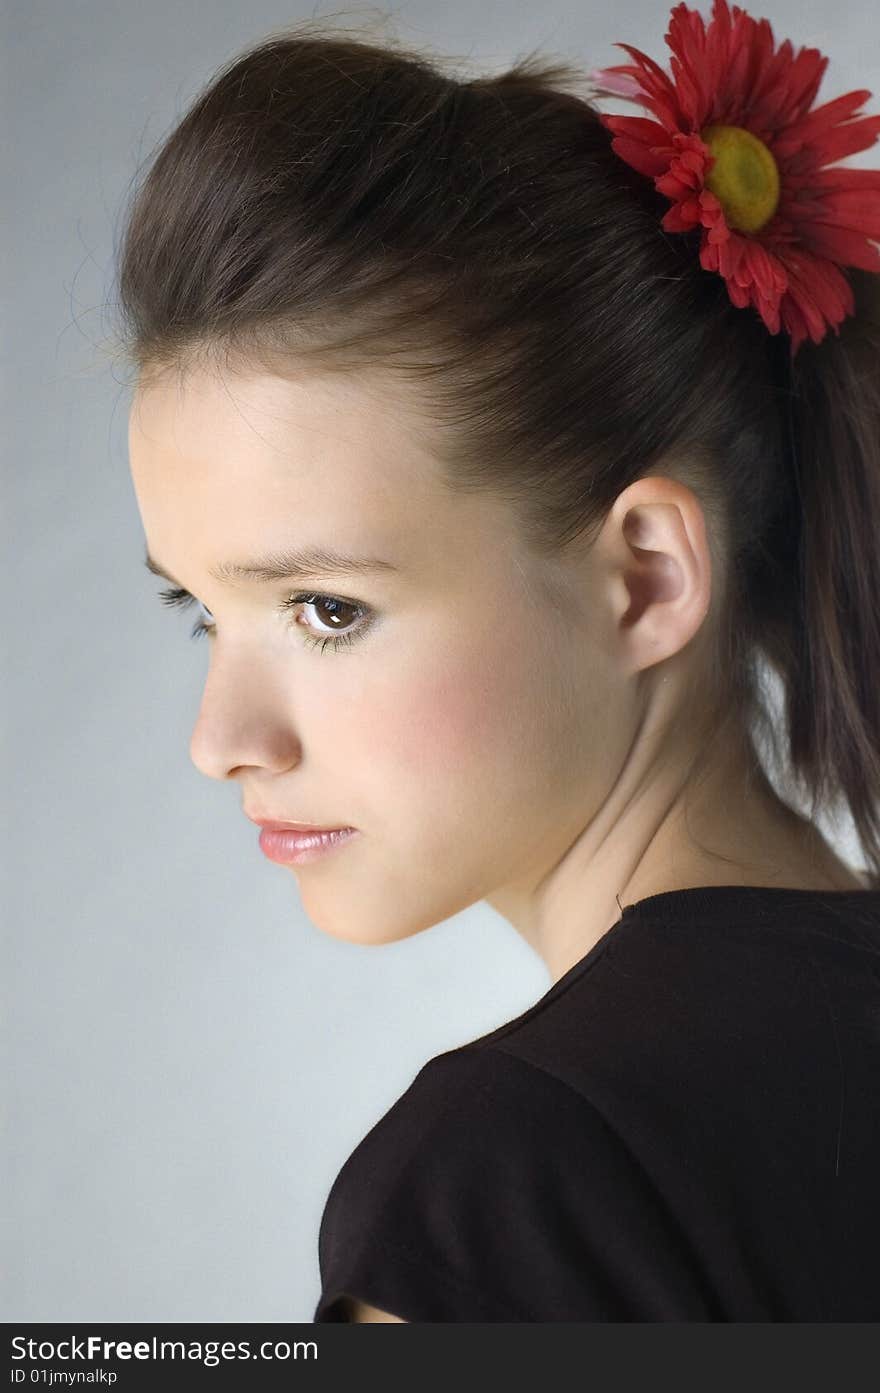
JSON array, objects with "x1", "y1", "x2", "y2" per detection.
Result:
[{"x1": 112, "y1": 21, "x2": 880, "y2": 883}]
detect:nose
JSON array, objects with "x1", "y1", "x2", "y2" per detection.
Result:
[{"x1": 187, "y1": 657, "x2": 302, "y2": 781}]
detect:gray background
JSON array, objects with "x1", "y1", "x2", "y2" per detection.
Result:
[{"x1": 4, "y1": 0, "x2": 876, "y2": 1321}]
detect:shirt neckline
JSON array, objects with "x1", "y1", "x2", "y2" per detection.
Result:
[
  {"x1": 538, "y1": 881, "x2": 880, "y2": 1006},
  {"x1": 618, "y1": 881, "x2": 880, "y2": 926},
  {"x1": 456, "y1": 882, "x2": 880, "y2": 1053}
]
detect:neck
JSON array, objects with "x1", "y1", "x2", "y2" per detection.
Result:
[{"x1": 487, "y1": 702, "x2": 866, "y2": 984}]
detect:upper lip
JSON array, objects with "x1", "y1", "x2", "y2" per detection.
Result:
[{"x1": 245, "y1": 812, "x2": 354, "y2": 832}]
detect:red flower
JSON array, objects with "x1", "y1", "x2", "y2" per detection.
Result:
[{"x1": 590, "y1": 0, "x2": 880, "y2": 353}]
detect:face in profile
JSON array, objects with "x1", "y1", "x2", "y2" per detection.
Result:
[{"x1": 128, "y1": 363, "x2": 638, "y2": 947}]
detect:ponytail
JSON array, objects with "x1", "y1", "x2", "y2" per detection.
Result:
[{"x1": 756, "y1": 269, "x2": 880, "y2": 885}]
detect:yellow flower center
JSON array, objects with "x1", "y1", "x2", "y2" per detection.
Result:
[{"x1": 699, "y1": 124, "x2": 780, "y2": 233}]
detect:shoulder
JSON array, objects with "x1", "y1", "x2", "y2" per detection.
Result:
[
  {"x1": 315, "y1": 1042, "x2": 714, "y2": 1320},
  {"x1": 328, "y1": 1042, "x2": 622, "y2": 1184},
  {"x1": 337, "y1": 1044, "x2": 607, "y2": 1172}
]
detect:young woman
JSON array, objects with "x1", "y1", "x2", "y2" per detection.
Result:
[{"x1": 119, "y1": 0, "x2": 880, "y2": 1321}]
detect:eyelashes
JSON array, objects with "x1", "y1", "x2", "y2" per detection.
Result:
[{"x1": 156, "y1": 585, "x2": 373, "y2": 653}]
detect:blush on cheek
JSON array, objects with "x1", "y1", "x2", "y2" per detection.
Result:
[{"x1": 372, "y1": 646, "x2": 530, "y2": 777}]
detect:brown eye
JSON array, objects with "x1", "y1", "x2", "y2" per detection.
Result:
[
  {"x1": 282, "y1": 592, "x2": 374, "y2": 653},
  {"x1": 302, "y1": 595, "x2": 361, "y2": 633}
]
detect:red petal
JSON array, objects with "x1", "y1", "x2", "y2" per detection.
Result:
[
  {"x1": 805, "y1": 188, "x2": 880, "y2": 236},
  {"x1": 796, "y1": 220, "x2": 880, "y2": 271},
  {"x1": 600, "y1": 114, "x2": 676, "y2": 149},
  {"x1": 742, "y1": 240, "x2": 788, "y2": 301},
  {"x1": 699, "y1": 0, "x2": 732, "y2": 78},
  {"x1": 782, "y1": 46, "x2": 828, "y2": 124},
  {"x1": 656, "y1": 171, "x2": 696, "y2": 198},
  {"x1": 725, "y1": 46, "x2": 755, "y2": 122},
  {"x1": 661, "y1": 203, "x2": 697, "y2": 232},
  {"x1": 681, "y1": 196, "x2": 704, "y2": 224},
  {"x1": 781, "y1": 89, "x2": 873, "y2": 144},
  {"x1": 666, "y1": 3, "x2": 713, "y2": 123},
  {"x1": 612, "y1": 42, "x2": 684, "y2": 128},
  {"x1": 759, "y1": 301, "x2": 782, "y2": 336},
  {"x1": 699, "y1": 240, "x2": 719, "y2": 272},
  {"x1": 610, "y1": 136, "x2": 671, "y2": 178},
  {"x1": 786, "y1": 249, "x2": 853, "y2": 315},
  {"x1": 742, "y1": 19, "x2": 778, "y2": 125},
  {"x1": 804, "y1": 256, "x2": 854, "y2": 320},
  {"x1": 701, "y1": 192, "x2": 731, "y2": 245},
  {"x1": 729, "y1": 280, "x2": 752, "y2": 308},
  {"x1": 678, "y1": 148, "x2": 707, "y2": 175},
  {"x1": 807, "y1": 167, "x2": 880, "y2": 193},
  {"x1": 783, "y1": 279, "x2": 827, "y2": 344},
  {"x1": 805, "y1": 115, "x2": 880, "y2": 166},
  {"x1": 669, "y1": 53, "x2": 705, "y2": 126},
  {"x1": 666, "y1": 0, "x2": 709, "y2": 64},
  {"x1": 615, "y1": 40, "x2": 676, "y2": 93},
  {"x1": 779, "y1": 251, "x2": 852, "y2": 346},
  {"x1": 779, "y1": 297, "x2": 810, "y2": 354},
  {"x1": 714, "y1": 235, "x2": 741, "y2": 279},
  {"x1": 747, "y1": 37, "x2": 795, "y2": 127},
  {"x1": 661, "y1": 161, "x2": 699, "y2": 193}
]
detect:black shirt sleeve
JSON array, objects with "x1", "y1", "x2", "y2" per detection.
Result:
[{"x1": 313, "y1": 1045, "x2": 717, "y2": 1321}]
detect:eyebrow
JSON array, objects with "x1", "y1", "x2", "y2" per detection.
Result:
[{"x1": 144, "y1": 545, "x2": 401, "y2": 588}]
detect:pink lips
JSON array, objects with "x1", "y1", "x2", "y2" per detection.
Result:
[
  {"x1": 246, "y1": 814, "x2": 348, "y2": 831},
  {"x1": 256, "y1": 824, "x2": 360, "y2": 866}
]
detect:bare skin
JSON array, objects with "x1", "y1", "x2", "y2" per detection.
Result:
[
  {"x1": 128, "y1": 361, "x2": 866, "y2": 993},
  {"x1": 338, "y1": 1297, "x2": 404, "y2": 1322}
]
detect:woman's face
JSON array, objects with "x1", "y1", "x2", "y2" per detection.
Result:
[{"x1": 128, "y1": 364, "x2": 639, "y2": 946}]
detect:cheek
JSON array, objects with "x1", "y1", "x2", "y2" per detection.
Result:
[{"x1": 355, "y1": 631, "x2": 551, "y2": 783}]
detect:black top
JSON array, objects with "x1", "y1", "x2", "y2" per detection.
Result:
[{"x1": 312, "y1": 885, "x2": 880, "y2": 1321}]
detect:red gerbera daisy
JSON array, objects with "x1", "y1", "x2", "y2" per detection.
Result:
[{"x1": 589, "y1": 0, "x2": 880, "y2": 354}]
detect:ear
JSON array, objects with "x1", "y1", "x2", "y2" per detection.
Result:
[{"x1": 598, "y1": 475, "x2": 714, "y2": 678}]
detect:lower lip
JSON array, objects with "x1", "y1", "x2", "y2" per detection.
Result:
[{"x1": 257, "y1": 826, "x2": 360, "y2": 865}]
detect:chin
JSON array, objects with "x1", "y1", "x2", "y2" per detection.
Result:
[
  {"x1": 323, "y1": 920, "x2": 423, "y2": 947},
  {"x1": 304, "y1": 896, "x2": 442, "y2": 948}
]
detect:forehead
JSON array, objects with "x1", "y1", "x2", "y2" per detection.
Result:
[
  {"x1": 127, "y1": 363, "x2": 532, "y2": 592},
  {"x1": 128, "y1": 365, "x2": 451, "y2": 559},
  {"x1": 129, "y1": 365, "x2": 430, "y2": 496}
]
